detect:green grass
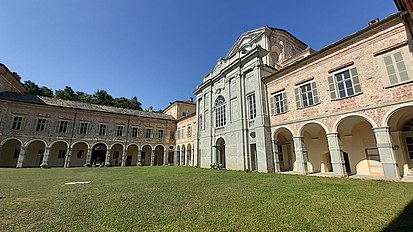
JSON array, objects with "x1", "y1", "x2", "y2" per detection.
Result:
[{"x1": 0, "y1": 167, "x2": 413, "y2": 232}]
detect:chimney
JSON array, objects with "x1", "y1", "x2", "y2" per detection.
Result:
[
  {"x1": 368, "y1": 18, "x2": 380, "y2": 26},
  {"x1": 189, "y1": 97, "x2": 193, "y2": 102},
  {"x1": 148, "y1": 106, "x2": 154, "y2": 112}
]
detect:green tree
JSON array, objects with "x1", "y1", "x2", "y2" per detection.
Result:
[
  {"x1": 114, "y1": 97, "x2": 129, "y2": 109},
  {"x1": 93, "y1": 90, "x2": 114, "y2": 106},
  {"x1": 76, "y1": 91, "x2": 93, "y2": 103},
  {"x1": 24, "y1": 80, "x2": 53, "y2": 97},
  {"x1": 55, "y1": 86, "x2": 78, "y2": 101},
  {"x1": 128, "y1": 96, "x2": 142, "y2": 110}
]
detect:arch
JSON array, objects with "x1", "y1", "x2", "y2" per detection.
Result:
[
  {"x1": 126, "y1": 143, "x2": 140, "y2": 150},
  {"x1": 25, "y1": 140, "x2": 47, "y2": 167},
  {"x1": 49, "y1": 141, "x2": 68, "y2": 167},
  {"x1": 0, "y1": 138, "x2": 22, "y2": 167},
  {"x1": 215, "y1": 137, "x2": 226, "y2": 168},
  {"x1": 274, "y1": 127, "x2": 295, "y2": 172},
  {"x1": 0, "y1": 137, "x2": 23, "y2": 146},
  {"x1": 49, "y1": 140, "x2": 69, "y2": 148},
  {"x1": 109, "y1": 143, "x2": 125, "y2": 150},
  {"x1": 25, "y1": 139, "x2": 47, "y2": 148},
  {"x1": 72, "y1": 141, "x2": 91, "y2": 149},
  {"x1": 333, "y1": 113, "x2": 378, "y2": 133},
  {"x1": 141, "y1": 145, "x2": 152, "y2": 166},
  {"x1": 71, "y1": 141, "x2": 89, "y2": 167},
  {"x1": 154, "y1": 145, "x2": 165, "y2": 165},
  {"x1": 273, "y1": 126, "x2": 295, "y2": 139},
  {"x1": 382, "y1": 103, "x2": 413, "y2": 127},
  {"x1": 298, "y1": 121, "x2": 329, "y2": 136},
  {"x1": 126, "y1": 144, "x2": 139, "y2": 166},
  {"x1": 110, "y1": 144, "x2": 124, "y2": 166}
]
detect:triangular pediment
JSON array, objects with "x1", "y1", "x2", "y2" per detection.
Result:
[{"x1": 225, "y1": 27, "x2": 267, "y2": 58}]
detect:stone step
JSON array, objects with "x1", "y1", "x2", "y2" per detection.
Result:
[{"x1": 402, "y1": 175, "x2": 413, "y2": 182}]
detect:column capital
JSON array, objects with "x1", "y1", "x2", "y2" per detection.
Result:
[
  {"x1": 372, "y1": 127, "x2": 390, "y2": 133},
  {"x1": 326, "y1": 132, "x2": 339, "y2": 137}
]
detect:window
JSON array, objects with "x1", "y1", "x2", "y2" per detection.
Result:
[
  {"x1": 177, "y1": 129, "x2": 181, "y2": 140},
  {"x1": 295, "y1": 82, "x2": 319, "y2": 109},
  {"x1": 183, "y1": 112, "x2": 187, "y2": 116},
  {"x1": 158, "y1": 130, "x2": 164, "y2": 139},
  {"x1": 36, "y1": 118, "x2": 47, "y2": 131},
  {"x1": 58, "y1": 150, "x2": 66, "y2": 159},
  {"x1": 12, "y1": 116, "x2": 23, "y2": 130},
  {"x1": 170, "y1": 131, "x2": 176, "y2": 139},
  {"x1": 247, "y1": 93, "x2": 257, "y2": 119},
  {"x1": 99, "y1": 124, "x2": 107, "y2": 136},
  {"x1": 116, "y1": 125, "x2": 124, "y2": 136},
  {"x1": 182, "y1": 128, "x2": 185, "y2": 139},
  {"x1": 13, "y1": 148, "x2": 20, "y2": 158},
  {"x1": 79, "y1": 122, "x2": 88, "y2": 134},
  {"x1": 77, "y1": 150, "x2": 84, "y2": 159},
  {"x1": 383, "y1": 51, "x2": 410, "y2": 85},
  {"x1": 270, "y1": 92, "x2": 288, "y2": 115},
  {"x1": 132, "y1": 127, "x2": 139, "y2": 137},
  {"x1": 113, "y1": 151, "x2": 119, "y2": 159},
  {"x1": 187, "y1": 126, "x2": 192, "y2": 137},
  {"x1": 58, "y1": 120, "x2": 69, "y2": 133},
  {"x1": 215, "y1": 96, "x2": 226, "y2": 127},
  {"x1": 145, "y1": 128, "x2": 152, "y2": 138},
  {"x1": 328, "y1": 68, "x2": 362, "y2": 100}
]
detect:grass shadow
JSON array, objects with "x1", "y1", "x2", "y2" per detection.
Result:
[{"x1": 382, "y1": 198, "x2": 413, "y2": 232}]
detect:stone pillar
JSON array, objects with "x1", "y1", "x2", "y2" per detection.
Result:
[
  {"x1": 326, "y1": 133, "x2": 347, "y2": 177},
  {"x1": 212, "y1": 146, "x2": 217, "y2": 164},
  {"x1": 41, "y1": 147, "x2": 51, "y2": 166},
  {"x1": 150, "y1": 150, "x2": 155, "y2": 166},
  {"x1": 64, "y1": 148, "x2": 72, "y2": 168},
  {"x1": 174, "y1": 150, "x2": 179, "y2": 166},
  {"x1": 16, "y1": 146, "x2": 27, "y2": 168},
  {"x1": 373, "y1": 127, "x2": 400, "y2": 180},
  {"x1": 293, "y1": 137, "x2": 308, "y2": 174},
  {"x1": 163, "y1": 149, "x2": 168, "y2": 165},
  {"x1": 272, "y1": 140, "x2": 281, "y2": 173},
  {"x1": 121, "y1": 149, "x2": 127, "y2": 167},
  {"x1": 105, "y1": 149, "x2": 111, "y2": 166},
  {"x1": 192, "y1": 148, "x2": 195, "y2": 166},
  {"x1": 184, "y1": 149, "x2": 188, "y2": 166},
  {"x1": 136, "y1": 150, "x2": 142, "y2": 166},
  {"x1": 85, "y1": 148, "x2": 93, "y2": 165}
]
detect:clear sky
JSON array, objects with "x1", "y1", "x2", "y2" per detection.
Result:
[{"x1": 0, "y1": 0, "x2": 397, "y2": 110}]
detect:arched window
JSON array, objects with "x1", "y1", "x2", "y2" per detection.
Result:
[{"x1": 215, "y1": 96, "x2": 226, "y2": 127}]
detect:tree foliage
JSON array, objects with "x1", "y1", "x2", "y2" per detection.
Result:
[{"x1": 25, "y1": 80, "x2": 142, "y2": 110}]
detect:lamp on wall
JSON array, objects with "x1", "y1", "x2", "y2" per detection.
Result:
[{"x1": 393, "y1": 145, "x2": 399, "y2": 150}]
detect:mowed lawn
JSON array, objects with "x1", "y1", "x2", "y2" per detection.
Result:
[{"x1": 1, "y1": 167, "x2": 413, "y2": 232}]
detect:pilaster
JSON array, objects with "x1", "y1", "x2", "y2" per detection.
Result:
[
  {"x1": 121, "y1": 149, "x2": 127, "y2": 167},
  {"x1": 150, "y1": 150, "x2": 155, "y2": 166},
  {"x1": 64, "y1": 148, "x2": 72, "y2": 168},
  {"x1": 272, "y1": 140, "x2": 281, "y2": 173},
  {"x1": 16, "y1": 146, "x2": 27, "y2": 168},
  {"x1": 105, "y1": 149, "x2": 111, "y2": 166},
  {"x1": 85, "y1": 148, "x2": 93, "y2": 165},
  {"x1": 373, "y1": 127, "x2": 400, "y2": 180},
  {"x1": 326, "y1": 133, "x2": 347, "y2": 177},
  {"x1": 292, "y1": 137, "x2": 308, "y2": 174},
  {"x1": 137, "y1": 150, "x2": 142, "y2": 166}
]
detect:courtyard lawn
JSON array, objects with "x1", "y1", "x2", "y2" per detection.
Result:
[{"x1": 0, "y1": 167, "x2": 413, "y2": 232}]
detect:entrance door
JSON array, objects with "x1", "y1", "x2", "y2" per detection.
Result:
[
  {"x1": 250, "y1": 144, "x2": 257, "y2": 171},
  {"x1": 126, "y1": 156, "x2": 132, "y2": 166},
  {"x1": 343, "y1": 152, "x2": 351, "y2": 173}
]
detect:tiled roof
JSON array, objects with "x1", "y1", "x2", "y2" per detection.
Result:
[{"x1": 0, "y1": 92, "x2": 175, "y2": 120}]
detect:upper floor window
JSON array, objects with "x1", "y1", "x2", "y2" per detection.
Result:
[
  {"x1": 183, "y1": 112, "x2": 187, "y2": 117},
  {"x1": 383, "y1": 51, "x2": 410, "y2": 85},
  {"x1": 145, "y1": 128, "x2": 152, "y2": 138},
  {"x1": 295, "y1": 82, "x2": 319, "y2": 109},
  {"x1": 170, "y1": 131, "x2": 175, "y2": 140},
  {"x1": 12, "y1": 116, "x2": 23, "y2": 130},
  {"x1": 158, "y1": 129, "x2": 164, "y2": 139},
  {"x1": 36, "y1": 118, "x2": 47, "y2": 132},
  {"x1": 177, "y1": 129, "x2": 181, "y2": 140},
  {"x1": 79, "y1": 122, "x2": 88, "y2": 134},
  {"x1": 187, "y1": 126, "x2": 192, "y2": 137},
  {"x1": 328, "y1": 68, "x2": 362, "y2": 100},
  {"x1": 270, "y1": 92, "x2": 288, "y2": 115},
  {"x1": 58, "y1": 120, "x2": 69, "y2": 133},
  {"x1": 116, "y1": 125, "x2": 124, "y2": 137},
  {"x1": 131, "y1": 127, "x2": 139, "y2": 138},
  {"x1": 247, "y1": 93, "x2": 257, "y2": 119},
  {"x1": 215, "y1": 95, "x2": 226, "y2": 127},
  {"x1": 99, "y1": 124, "x2": 107, "y2": 136}
]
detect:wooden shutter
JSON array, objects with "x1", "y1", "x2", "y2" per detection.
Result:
[
  {"x1": 350, "y1": 68, "x2": 362, "y2": 94},
  {"x1": 270, "y1": 96, "x2": 275, "y2": 115},
  {"x1": 54, "y1": 121, "x2": 59, "y2": 132},
  {"x1": 282, "y1": 92, "x2": 288, "y2": 112},
  {"x1": 294, "y1": 87, "x2": 301, "y2": 109},
  {"x1": 384, "y1": 55, "x2": 398, "y2": 85},
  {"x1": 393, "y1": 52, "x2": 409, "y2": 82},
  {"x1": 327, "y1": 76, "x2": 336, "y2": 100},
  {"x1": 311, "y1": 82, "x2": 319, "y2": 104}
]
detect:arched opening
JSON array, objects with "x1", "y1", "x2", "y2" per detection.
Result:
[
  {"x1": 215, "y1": 138, "x2": 225, "y2": 168},
  {"x1": 337, "y1": 116, "x2": 382, "y2": 176},
  {"x1": 387, "y1": 105, "x2": 413, "y2": 177},
  {"x1": 154, "y1": 145, "x2": 164, "y2": 165},
  {"x1": 274, "y1": 128, "x2": 295, "y2": 172},
  {"x1": 301, "y1": 123, "x2": 331, "y2": 173},
  {"x1": 187, "y1": 144, "x2": 192, "y2": 166},
  {"x1": 176, "y1": 145, "x2": 181, "y2": 166},
  {"x1": 111, "y1": 144, "x2": 123, "y2": 166},
  {"x1": 91, "y1": 143, "x2": 106, "y2": 166},
  {"x1": 168, "y1": 146, "x2": 174, "y2": 164},
  {"x1": 25, "y1": 140, "x2": 46, "y2": 167},
  {"x1": 71, "y1": 142, "x2": 88, "y2": 167},
  {"x1": 49, "y1": 141, "x2": 68, "y2": 167},
  {"x1": 181, "y1": 145, "x2": 186, "y2": 166},
  {"x1": 141, "y1": 145, "x2": 152, "y2": 166},
  {"x1": 126, "y1": 144, "x2": 138, "y2": 166},
  {"x1": 0, "y1": 139, "x2": 22, "y2": 167}
]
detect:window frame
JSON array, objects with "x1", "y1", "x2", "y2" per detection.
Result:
[
  {"x1": 328, "y1": 67, "x2": 362, "y2": 100},
  {"x1": 382, "y1": 50, "x2": 412, "y2": 87},
  {"x1": 11, "y1": 116, "x2": 23, "y2": 130},
  {"x1": 247, "y1": 93, "x2": 257, "y2": 120},
  {"x1": 116, "y1": 125, "x2": 124, "y2": 137},
  {"x1": 215, "y1": 95, "x2": 226, "y2": 128},
  {"x1": 294, "y1": 81, "x2": 319, "y2": 109},
  {"x1": 58, "y1": 120, "x2": 69, "y2": 133},
  {"x1": 79, "y1": 122, "x2": 89, "y2": 135},
  {"x1": 35, "y1": 118, "x2": 47, "y2": 132},
  {"x1": 270, "y1": 91, "x2": 288, "y2": 115}
]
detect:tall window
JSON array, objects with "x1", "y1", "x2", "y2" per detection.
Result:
[
  {"x1": 247, "y1": 93, "x2": 257, "y2": 119},
  {"x1": 270, "y1": 92, "x2": 288, "y2": 115},
  {"x1": 132, "y1": 127, "x2": 139, "y2": 137},
  {"x1": 116, "y1": 125, "x2": 124, "y2": 136},
  {"x1": 187, "y1": 126, "x2": 192, "y2": 137},
  {"x1": 383, "y1": 51, "x2": 410, "y2": 85},
  {"x1": 328, "y1": 68, "x2": 362, "y2": 100},
  {"x1": 170, "y1": 131, "x2": 175, "y2": 139},
  {"x1": 199, "y1": 114, "x2": 203, "y2": 130},
  {"x1": 215, "y1": 96, "x2": 226, "y2": 127},
  {"x1": 295, "y1": 82, "x2": 319, "y2": 109},
  {"x1": 12, "y1": 116, "x2": 23, "y2": 130},
  {"x1": 36, "y1": 118, "x2": 47, "y2": 131},
  {"x1": 158, "y1": 130, "x2": 164, "y2": 139},
  {"x1": 145, "y1": 128, "x2": 152, "y2": 138},
  {"x1": 58, "y1": 120, "x2": 69, "y2": 133},
  {"x1": 79, "y1": 122, "x2": 88, "y2": 134},
  {"x1": 99, "y1": 124, "x2": 107, "y2": 136},
  {"x1": 177, "y1": 129, "x2": 181, "y2": 140}
]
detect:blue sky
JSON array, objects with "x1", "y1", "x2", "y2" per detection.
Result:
[{"x1": 0, "y1": 0, "x2": 397, "y2": 110}]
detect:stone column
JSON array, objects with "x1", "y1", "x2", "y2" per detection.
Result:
[
  {"x1": 121, "y1": 149, "x2": 127, "y2": 167},
  {"x1": 184, "y1": 149, "x2": 188, "y2": 166},
  {"x1": 64, "y1": 147, "x2": 72, "y2": 168},
  {"x1": 105, "y1": 149, "x2": 111, "y2": 166},
  {"x1": 85, "y1": 148, "x2": 93, "y2": 165},
  {"x1": 16, "y1": 146, "x2": 27, "y2": 168},
  {"x1": 272, "y1": 140, "x2": 281, "y2": 173},
  {"x1": 326, "y1": 133, "x2": 347, "y2": 177},
  {"x1": 41, "y1": 147, "x2": 51, "y2": 167},
  {"x1": 150, "y1": 150, "x2": 155, "y2": 166},
  {"x1": 373, "y1": 127, "x2": 400, "y2": 180},
  {"x1": 293, "y1": 137, "x2": 308, "y2": 174},
  {"x1": 163, "y1": 149, "x2": 168, "y2": 165},
  {"x1": 181, "y1": 150, "x2": 185, "y2": 166},
  {"x1": 174, "y1": 150, "x2": 179, "y2": 166},
  {"x1": 136, "y1": 150, "x2": 142, "y2": 166},
  {"x1": 212, "y1": 146, "x2": 217, "y2": 165}
]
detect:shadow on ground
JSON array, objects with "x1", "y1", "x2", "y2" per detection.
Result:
[{"x1": 382, "y1": 199, "x2": 413, "y2": 232}]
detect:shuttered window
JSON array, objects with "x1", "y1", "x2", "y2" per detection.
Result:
[
  {"x1": 383, "y1": 51, "x2": 410, "y2": 85},
  {"x1": 270, "y1": 92, "x2": 288, "y2": 115},
  {"x1": 328, "y1": 67, "x2": 362, "y2": 100},
  {"x1": 295, "y1": 82, "x2": 319, "y2": 109}
]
